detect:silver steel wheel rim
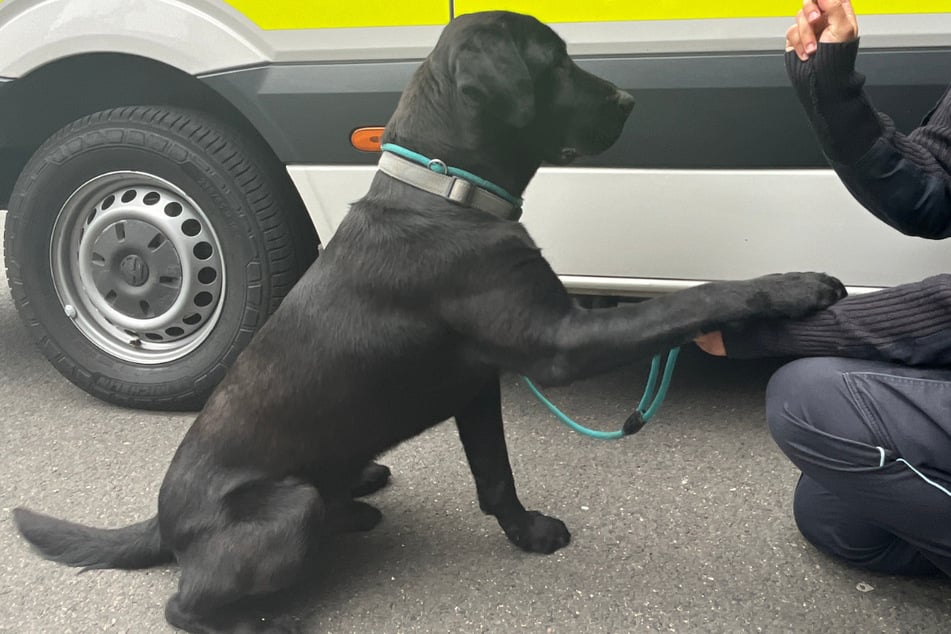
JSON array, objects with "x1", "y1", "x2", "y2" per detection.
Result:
[{"x1": 50, "y1": 171, "x2": 226, "y2": 364}]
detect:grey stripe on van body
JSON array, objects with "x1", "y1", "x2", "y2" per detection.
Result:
[
  {"x1": 201, "y1": 47, "x2": 951, "y2": 170},
  {"x1": 0, "y1": 77, "x2": 11, "y2": 146}
]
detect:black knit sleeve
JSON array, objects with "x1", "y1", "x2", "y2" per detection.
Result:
[
  {"x1": 722, "y1": 275, "x2": 951, "y2": 366},
  {"x1": 786, "y1": 40, "x2": 951, "y2": 239}
]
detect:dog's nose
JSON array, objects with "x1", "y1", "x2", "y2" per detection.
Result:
[{"x1": 615, "y1": 90, "x2": 635, "y2": 115}]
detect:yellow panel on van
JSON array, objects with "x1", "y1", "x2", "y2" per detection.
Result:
[
  {"x1": 224, "y1": 1, "x2": 449, "y2": 30},
  {"x1": 454, "y1": 0, "x2": 950, "y2": 23}
]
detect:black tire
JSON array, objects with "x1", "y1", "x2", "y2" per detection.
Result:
[{"x1": 3, "y1": 106, "x2": 317, "y2": 410}]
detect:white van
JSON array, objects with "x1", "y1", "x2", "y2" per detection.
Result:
[{"x1": 1, "y1": 0, "x2": 949, "y2": 408}]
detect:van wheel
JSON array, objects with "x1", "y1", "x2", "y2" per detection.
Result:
[{"x1": 3, "y1": 106, "x2": 317, "y2": 410}]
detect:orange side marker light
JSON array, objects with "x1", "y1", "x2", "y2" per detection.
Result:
[{"x1": 351, "y1": 127, "x2": 385, "y2": 152}]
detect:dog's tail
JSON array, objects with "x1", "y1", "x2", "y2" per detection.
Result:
[{"x1": 12, "y1": 507, "x2": 173, "y2": 570}]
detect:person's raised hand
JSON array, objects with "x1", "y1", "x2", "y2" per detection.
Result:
[{"x1": 785, "y1": 0, "x2": 859, "y2": 61}]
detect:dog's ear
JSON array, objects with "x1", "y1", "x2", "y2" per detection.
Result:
[{"x1": 452, "y1": 28, "x2": 535, "y2": 128}]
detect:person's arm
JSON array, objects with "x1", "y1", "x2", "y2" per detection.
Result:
[
  {"x1": 696, "y1": 1, "x2": 951, "y2": 362},
  {"x1": 786, "y1": 0, "x2": 951, "y2": 238},
  {"x1": 707, "y1": 274, "x2": 951, "y2": 366}
]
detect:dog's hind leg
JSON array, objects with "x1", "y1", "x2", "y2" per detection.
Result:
[
  {"x1": 323, "y1": 473, "x2": 384, "y2": 534},
  {"x1": 165, "y1": 595, "x2": 301, "y2": 634},
  {"x1": 163, "y1": 477, "x2": 322, "y2": 633},
  {"x1": 455, "y1": 378, "x2": 571, "y2": 554},
  {"x1": 326, "y1": 499, "x2": 383, "y2": 534}
]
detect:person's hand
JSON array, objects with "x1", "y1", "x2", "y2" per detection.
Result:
[
  {"x1": 786, "y1": 0, "x2": 860, "y2": 62},
  {"x1": 694, "y1": 331, "x2": 726, "y2": 356}
]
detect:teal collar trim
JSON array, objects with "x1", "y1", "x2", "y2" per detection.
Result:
[{"x1": 380, "y1": 143, "x2": 523, "y2": 208}]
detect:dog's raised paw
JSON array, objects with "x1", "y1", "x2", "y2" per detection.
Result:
[
  {"x1": 753, "y1": 271, "x2": 847, "y2": 319},
  {"x1": 503, "y1": 511, "x2": 571, "y2": 554},
  {"x1": 808, "y1": 272, "x2": 848, "y2": 306}
]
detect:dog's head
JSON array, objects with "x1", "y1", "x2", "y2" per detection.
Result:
[{"x1": 383, "y1": 11, "x2": 634, "y2": 191}]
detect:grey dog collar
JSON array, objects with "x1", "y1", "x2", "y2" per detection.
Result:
[{"x1": 377, "y1": 152, "x2": 523, "y2": 221}]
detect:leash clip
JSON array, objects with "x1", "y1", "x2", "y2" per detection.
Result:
[
  {"x1": 521, "y1": 347, "x2": 681, "y2": 441},
  {"x1": 622, "y1": 410, "x2": 647, "y2": 435}
]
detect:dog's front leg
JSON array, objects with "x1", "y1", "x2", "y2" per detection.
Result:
[
  {"x1": 526, "y1": 273, "x2": 847, "y2": 385},
  {"x1": 455, "y1": 378, "x2": 570, "y2": 554},
  {"x1": 444, "y1": 267, "x2": 845, "y2": 387}
]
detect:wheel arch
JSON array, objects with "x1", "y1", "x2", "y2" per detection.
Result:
[{"x1": 0, "y1": 52, "x2": 316, "y2": 252}]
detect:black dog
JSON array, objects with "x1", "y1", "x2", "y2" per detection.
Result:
[{"x1": 14, "y1": 11, "x2": 845, "y2": 633}]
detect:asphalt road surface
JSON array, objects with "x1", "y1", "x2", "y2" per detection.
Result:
[{"x1": 1, "y1": 211, "x2": 949, "y2": 633}]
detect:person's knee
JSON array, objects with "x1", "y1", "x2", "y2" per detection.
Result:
[
  {"x1": 791, "y1": 480, "x2": 867, "y2": 568},
  {"x1": 765, "y1": 357, "x2": 846, "y2": 453},
  {"x1": 791, "y1": 477, "x2": 945, "y2": 576},
  {"x1": 792, "y1": 486, "x2": 822, "y2": 548}
]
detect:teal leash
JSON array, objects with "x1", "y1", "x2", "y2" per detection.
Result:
[{"x1": 521, "y1": 347, "x2": 681, "y2": 440}]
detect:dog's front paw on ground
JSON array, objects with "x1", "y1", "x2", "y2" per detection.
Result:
[
  {"x1": 503, "y1": 511, "x2": 571, "y2": 554},
  {"x1": 351, "y1": 462, "x2": 391, "y2": 497}
]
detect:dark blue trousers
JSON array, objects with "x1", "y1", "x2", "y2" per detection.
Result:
[{"x1": 766, "y1": 357, "x2": 951, "y2": 576}]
